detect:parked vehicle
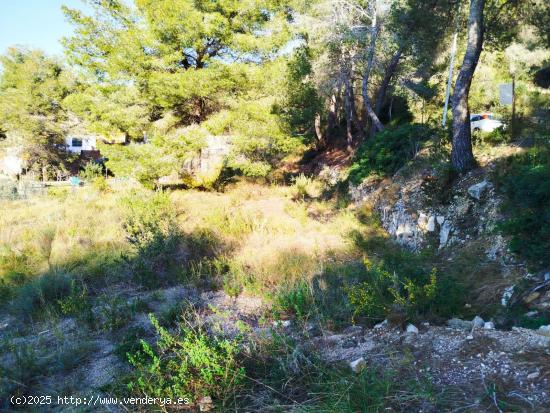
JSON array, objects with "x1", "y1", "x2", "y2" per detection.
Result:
[{"x1": 470, "y1": 113, "x2": 505, "y2": 133}]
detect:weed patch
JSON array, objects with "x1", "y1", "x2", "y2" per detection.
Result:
[{"x1": 126, "y1": 314, "x2": 245, "y2": 408}]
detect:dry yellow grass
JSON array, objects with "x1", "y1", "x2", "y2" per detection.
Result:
[
  {"x1": 171, "y1": 182, "x2": 362, "y2": 291},
  {"x1": 1, "y1": 180, "x2": 363, "y2": 295}
]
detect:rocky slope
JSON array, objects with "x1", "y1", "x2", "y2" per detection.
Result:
[{"x1": 349, "y1": 146, "x2": 550, "y2": 324}]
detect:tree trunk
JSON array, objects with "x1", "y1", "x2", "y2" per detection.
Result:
[
  {"x1": 344, "y1": 74, "x2": 355, "y2": 152},
  {"x1": 362, "y1": 8, "x2": 384, "y2": 135},
  {"x1": 374, "y1": 48, "x2": 403, "y2": 117},
  {"x1": 451, "y1": 0, "x2": 485, "y2": 172},
  {"x1": 370, "y1": 48, "x2": 403, "y2": 136},
  {"x1": 314, "y1": 112, "x2": 324, "y2": 149},
  {"x1": 327, "y1": 92, "x2": 337, "y2": 139}
]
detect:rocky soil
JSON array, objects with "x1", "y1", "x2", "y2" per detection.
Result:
[
  {"x1": 2, "y1": 281, "x2": 550, "y2": 412},
  {"x1": 349, "y1": 146, "x2": 550, "y2": 325}
]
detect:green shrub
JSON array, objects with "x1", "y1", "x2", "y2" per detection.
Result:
[
  {"x1": 298, "y1": 364, "x2": 434, "y2": 413},
  {"x1": 80, "y1": 162, "x2": 104, "y2": 181},
  {"x1": 493, "y1": 142, "x2": 550, "y2": 268},
  {"x1": 349, "y1": 123, "x2": 440, "y2": 183},
  {"x1": 57, "y1": 280, "x2": 93, "y2": 323},
  {"x1": 121, "y1": 191, "x2": 181, "y2": 286},
  {"x1": 127, "y1": 314, "x2": 245, "y2": 408},
  {"x1": 115, "y1": 327, "x2": 148, "y2": 361},
  {"x1": 12, "y1": 271, "x2": 73, "y2": 318},
  {"x1": 476, "y1": 126, "x2": 511, "y2": 146},
  {"x1": 291, "y1": 174, "x2": 322, "y2": 201},
  {"x1": 345, "y1": 258, "x2": 442, "y2": 323},
  {"x1": 97, "y1": 295, "x2": 148, "y2": 331},
  {"x1": 274, "y1": 280, "x2": 315, "y2": 321},
  {"x1": 91, "y1": 176, "x2": 110, "y2": 193}
]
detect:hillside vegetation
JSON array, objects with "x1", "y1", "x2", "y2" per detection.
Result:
[{"x1": 0, "y1": 0, "x2": 549, "y2": 411}]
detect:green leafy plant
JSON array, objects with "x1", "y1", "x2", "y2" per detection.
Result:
[
  {"x1": 274, "y1": 280, "x2": 315, "y2": 321},
  {"x1": 349, "y1": 124, "x2": 441, "y2": 183},
  {"x1": 476, "y1": 126, "x2": 511, "y2": 146},
  {"x1": 291, "y1": 174, "x2": 322, "y2": 201},
  {"x1": 345, "y1": 258, "x2": 440, "y2": 323},
  {"x1": 57, "y1": 280, "x2": 93, "y2": 323},
  {"x1": 80, "y1": 162, "x2": 104, "y2": 181},
  {"x1": 121, "y1": 191, "x2": 181, "y2": 287},
  {"x1": 493, "y1": 141, "x2": 550, "y2": 268},
  {"x1": 126, "y1": 314, "x2": 245, "y2": 408}
]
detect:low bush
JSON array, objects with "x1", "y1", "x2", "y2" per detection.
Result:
[
  {"x1": 80, "y1": 161, "x2": 104, "y2": 181},
  {"x1": 57, "y1": 280, "x2": 93, "y2": 323},
  {"x1": 291, "y1": 174, "x2": 322, "y2": 201},
  {"x1": 349, "y1": 123, "x2": 441, "y2": 183},
  {"x1": 345, "y1": 258, "x2": 439, "y2": 323},
  {"x1": 298, "y1": 363, "x2": 435, "y2": 413},
  {"x1": 11, "y1": 270, "x2": 73, "y2": 318},
  {"x1": 475, "y1": 126, "x2": 511, "y2": 146},
  {"x1": 493, "y1": 141, "x2": 550, "y2": 268},
  {"x1": 274, "y1": 280, "x2": 315, "y2": 321},
  {"x1": 126, "y1": 314, "x2": 245, "y2": 409},
  {"x1": 121, "y1": 191, "x2": 182, "y2": 287}
]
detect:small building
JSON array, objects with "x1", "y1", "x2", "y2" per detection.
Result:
[{"x1": 65, "y1": 135, "x2": 97, "y2": 154}]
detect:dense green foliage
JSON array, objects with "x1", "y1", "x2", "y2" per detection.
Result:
[
  {"x1": 276, "y1": 45, "x2": 324, "y2": 144},
  {"x1": 494, "y1": 140, "x2": 550, "y2": 268},
  {"x1": 62, "y1": 0, "x2": 291, "y2": 138},
  {"x1": 346, "y1": 260, "x2": 441, "y2": 322},
  {"x1": 121, "y1": 191, "x2": 182, "y2": 286},
  {"x1": 349, "y1": 124, "x2": 440, "y2": 183},
  {"x1": 127, "y1": 314, "x2": 245, "y2": 406},
  {"x1": 0, "y1": 49, "x2": 75, "y2": 176}
]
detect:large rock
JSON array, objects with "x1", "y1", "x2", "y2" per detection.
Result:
[
  {"x1": 439, "y1": 220, "x2": 452, "y2": 248},
  {"x1": 472, "y1": 316, "x2": 485, "y2": 329},
  {"x1": 374, "y1": 319, "x2": 388, "y2": 329},
  {"x1": 406, "y1": 324, "x2": 419, "y2": 334},
  {"x1": 538, "y1": 325, "x2": 550, "y2": 337},
  {"x1": 467, "y1": 181, "x2": 489, "y2": 200},
  {"x1": 426, "y1": 216, "x2": 436, "y2": 232},
  {"x1": 182, "y1": 135, "x2": 232, "y2": 184},
  {"x1": 484, "y1": 321, "x2": 495, "y2": 330},
  {"x1": 447, "y1": 318, "x2": 473, "y2": 330}
]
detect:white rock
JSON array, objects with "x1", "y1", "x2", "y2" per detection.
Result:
[
  {"x1": 527, "y1": 372, "x2": 540, "y2": 380},
  {"x1": 538, "y1": 325, "x2": 550, "y2": 337},
  {"x1": 468, "y1": 181, "x2": 489, "y2": 200},
  {"x1": 466, "y1": 335, "x2": 474, "y2": 340},
  {"x1": 436, "y1": 216, "x2": 445, "y2": 225},
  {"x1": 374, "y1": 319, "x2": 388, "y2": 329},
  {"x1": 501, "y1": 285, "x2": 515, "y2": 307},
  {"x1": 484, "y1": 322, "x2": 495, "y2": 330},
  {"x1": 472, "y1": 316, "x2": 485, "y2": 329},
  {"x1": 545, "y1": 272, "x2": 550, "y2": 282},
  {"x1": 427, "y1": 216, "x2": 436, "y2": 232},
  {"x1": 417, "y1": 213, "x2": 428, "y2": 228},
  {"x1": 349, "y1": 357, "x2": 366, "y2": 373},
  {"x1": 439, "y1": 221, "x2": 452, "y2": 248},
  {"x1": 273, "y1": 320, "x2": 292, "y2": 328},
  {"x1": 198, "y1": 396, "x2": 213, "y2": 412},
  {"x1": 406, "y1": 324, "x2": 419, "y2": 334}
]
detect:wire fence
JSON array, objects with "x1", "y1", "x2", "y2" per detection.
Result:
[{"x1": 0, "y1": 179, "x2": 49, "y2": 200}]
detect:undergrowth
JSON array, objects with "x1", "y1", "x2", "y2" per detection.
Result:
[
  {"x1": 126, "y1": 314, "x2": 245, "y2": 408},
  {"x1": 493, "y1": 137, "x2": 550, "y2": 268}
]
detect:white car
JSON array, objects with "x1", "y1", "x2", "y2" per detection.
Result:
[{"x1": 470, "y1": 113, "x2": 505, "y2": 133}]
